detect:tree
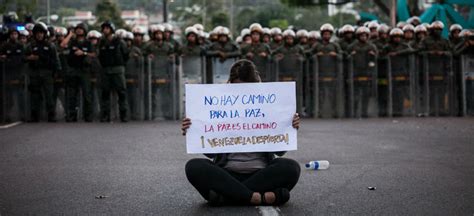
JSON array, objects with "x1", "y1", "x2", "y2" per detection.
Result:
[
  {"x1": 211, "y1": 11, "x2": 229, "y2": 27},
  {"x1": 0, "y1": 0, "x2": 38, "y2": 22},
  {"x1": 95, "y1": 0, "x2": 125, "y2": 28}
]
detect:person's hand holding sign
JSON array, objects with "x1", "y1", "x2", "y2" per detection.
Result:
[{"x1": 182, "y1": 117, "x2": 191, "y2": 136}]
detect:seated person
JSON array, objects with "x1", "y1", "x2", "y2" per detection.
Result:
[{"x1": 182, "y1": 59, "x2": 301, "y2": 206}]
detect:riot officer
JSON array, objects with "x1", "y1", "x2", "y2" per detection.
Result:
[
  {"x1": 123, "y1": 31, "x2": 144, "y2": 121},
  {"x1": 143, "y1": 24, "x2": 175, "y2": 120},
  {"x1": 269, "y1": 27, "x2": 283, "y2": 52},
  {"x1": 382, "y1": 28, "x2": 413, "y2": 63},
  {"x1": 25, "y1": 23, "x2": 35, "y2": 40},
  {"x1": 239, "y1": 28, "x2": 251, "y2": 47},
  {"x1": 373, "y1": 24, "x2": 390, "y2": 51},
  {"x1": 48, "y1": 26, "x2": 56, "y2": 43},
  {"x1": 312, "y1": 23, "x2": 342, "y2": 118},
  {"x1": 308, "y1": 31, "x2": 320, "y2": 48},
  {"x1": 347, "y1": 27, "x2": 378, "y2": 117},
  {"x1": 368, "y1": 21, "x2": 379, "y2": 41},
  {"x1": 18, "y1": 30, "x2": 29, "y2": 46},
  {"x1": 163, "y1": 23, "x2": 181, "y2": 55},
  {"x1": 402, "y1": 24, "x2": 416, "y2": 48},
  {"x1": 407, "y1": 16, "x2": 421, "y2": 27},
  {"x1": 143, "y1": 25, "x2": 174, "y2": 57},
  {"x1": 209, "y1": 27, "x2": 220, "y2": 44},
  {"x1": 419, "y1": 21, "x2": 451, "y2": 54},
  {"x1": 413, "y1": 25, "x2": 428, "y2": 51},
  {"x1": 53, "y1": 27, "x2": 68, "y2": 120},
  {"x1": 24, "y1": 22, "x2": 61, "y2": 122},
  {"x1": 396, "y1": 21, "x2": 408, "y2": 30},
  {"x1": 382, "y1": 28, "x2": 414, "y2": 116},
  {"x1": 312, "y1": 24, "x2": 342, "y2": 57},
  {"x1": 98, "y1": 21, "x2": 130, "y2": 122},
  {"x1": 87, "y1": 30, "x2": 103, "y2": 119},
  {"x1": 193, "y1": 23, "x2": 210, "y2": 47},
  {"x1": 337, "y1": 24, "x2": 355, "y2": 57},
  {"x1": 296, "y1": 29, "x2": 311, "y2": 55},
  {"x1": 60, "y1": 23, "x2": 95, "y2": 122},
  {"x1": 132, "y1": 26, "x2": 146, "y2": 50},
  {"x1": 180, "y1": 26, "x2": 204, "y2": 56},
  {"x1": 0, "y1": 27, "x2": 26, "y2": 122},
  {"x1": 262, "y1": 27, "x2": 272, "y2": 44},
  {"x1": 449, "y1": 24, "x2": 463, "y2": 48},
  {"x1": 273, "y1": 29, "x2": 305, "y2": 60},
  {"x1": 454, "y1": 30, "x2": 474, "y2": 56},
  {"x1": 241, "y1": 23, "x2": 271, "y2": 81},
  {"x1": 206, "y1": 27, "x2": 240, "y2": 61}
]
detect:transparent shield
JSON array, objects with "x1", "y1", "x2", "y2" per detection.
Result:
[
  {"x1": 125, "y1": 56, "x2": 145, "y2": 120},
  {"x1": 388, "y1": 54, "x2": 416, "y2": 117},
  {"x1": 275, "y1": 54, "x2": 304, "y2": 114},
  {"x1": 179, "y1": 56, "x2": 205, "y2": 118},
  {"x1": 1, "y1": 57, "x2": 28, "y2": 122},
  {"x1": 211, "y1": 57, "x2": 236, "y2": 84},
  {"x1": 461, "y1": 55, "x2": 474, "y2": 116},
  {"x1": 348, "y1": 53, "x2": 378, "y2": 118},
  {"x1": 311, "y1": 55, "x2": 344, "y2": 118},
  {"x1": 422, "y1": 53, "x2": 453, "y2": 116},
  {"x1": 146, "y1": 56, "x2": 177, "y2": 120},
  {"x1": 251, "y1": 55, "x2": 272, "y2": 82}
]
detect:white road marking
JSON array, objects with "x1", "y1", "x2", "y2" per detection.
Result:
[
  {"x1": 0, "y1": 121, "x2": 22, "y2": 129},
  {"x1": 257, "y1": 206, "x2": 281, "y2": 216}
]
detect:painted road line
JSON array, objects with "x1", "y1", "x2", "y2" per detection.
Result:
[
  {"x1": 257, "y1": 206, "x2": 281, "y2": 216},
  {"x1": 0, "y1": 121, "x2": 22, "y2": 129}
]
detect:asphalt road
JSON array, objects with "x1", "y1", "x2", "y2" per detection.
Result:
[{"x1": 0, "y1": 118, "x2": 473, "y2": 215}]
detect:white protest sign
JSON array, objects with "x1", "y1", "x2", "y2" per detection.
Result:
[{"x1": 185, "y1": 82, "x2": 297, "y2": 154}]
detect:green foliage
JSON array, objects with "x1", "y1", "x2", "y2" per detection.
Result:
[
  {"x1": 56, "y1": 7, "x2": 76, "y2": 18},
  {"x1": 95, "y1": 0, "x2": 125, "y2": 28},
  {"x1": 211, "y1": 11, "x2": 229, "y2": 27},
  {"x1": 269, "y1": 19, "x2": 289, "y2": 29},
  {"x1": 0, "y1": 0, "x2": 38, "y2": 21}
]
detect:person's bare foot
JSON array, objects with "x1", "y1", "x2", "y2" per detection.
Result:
[
  {"x1": 264, "y1": 192, "x2": 276, "y2": 204},
  {"x1": 250, "y1": 192, "x2": 261, "y2": 205}
]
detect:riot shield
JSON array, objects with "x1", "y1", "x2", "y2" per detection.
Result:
[
  {"x1": 1, "y1": 56, "x2": 29, "y2": 122},
  {"x1": 1, "y1": 61, "x2": 4, "y2": 122},
  {"x1": 377, "y1": 58, "x2": 389, "y2": 117},
  {"x1": 387, "y1": 54, "x2": 416, "y2": 117},
  {"x1": 304, "y1": 56, "x2": 312, "y2": 117},
  {"x1": 347, "y1": 53, "x2": 378, "y2": 118},
  {"x1": 178, "y1": 55, "x2": 206, "y2": 119},
  {"x1": 421, "y1": 53, "x2": 454, "y2": 116},
  {"x1": 311, "y1": 54, "x2": 344, "y2": 118},
  {"x1": 125, "y1": 56, "x2": 145, "y2": 121},
  {"x1": 274, "y1": 54, "x2": 304, "y2": 114},
  {"x1": 251, "y1": 55, "x2": 272, "y2": 82},
  {"x1": 146, "y1": 55, "x2": 178, "y2": 120},
  {"x1": 461, "y1": 55, "x2": 474, "y2": 116},
  {"x1": 211, "y1": 57, "x2": 236, "y2": 84}
]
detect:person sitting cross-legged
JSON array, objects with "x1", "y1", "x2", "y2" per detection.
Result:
[{"x1": 182, "y1": 59, "x2": 301, "y2": 206}]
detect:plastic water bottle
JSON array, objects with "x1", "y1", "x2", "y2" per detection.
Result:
[{"x1": 305, "y1": 160, "x2": 330, "y2": 170}]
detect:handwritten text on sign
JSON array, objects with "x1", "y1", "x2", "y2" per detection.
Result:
[{"x1": 185, "y1": 82, "x2": 297, "y2": 154}]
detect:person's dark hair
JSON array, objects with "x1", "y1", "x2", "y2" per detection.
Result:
[{"x1": 228, "y1": 59, "x2": 261, "y2": 83}]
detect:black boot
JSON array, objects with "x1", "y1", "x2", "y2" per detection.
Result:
[
  {"x1": 28, "y1": 111, "x2": 40, "y2": 123},
  {"x1": 120, "y1": 111, "x2": 128, "y2": 123},
  {"x1": 48, "y1": 112, "x2": 57, "y2": 123}
]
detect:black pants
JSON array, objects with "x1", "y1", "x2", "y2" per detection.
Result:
[
  {"x1": 100, "y1": 70, "x2": 128, "y2": 120},
  {"x1": 185, "y1": 157, "x2": 300, "y2": 205},
  {"x1": 66, "y1": 71, "x2": 93, "y2": 121}
]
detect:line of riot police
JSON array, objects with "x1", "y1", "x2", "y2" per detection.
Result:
[{"x1": 1, "y1": 17, "x2": 474, "y2": 123}]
